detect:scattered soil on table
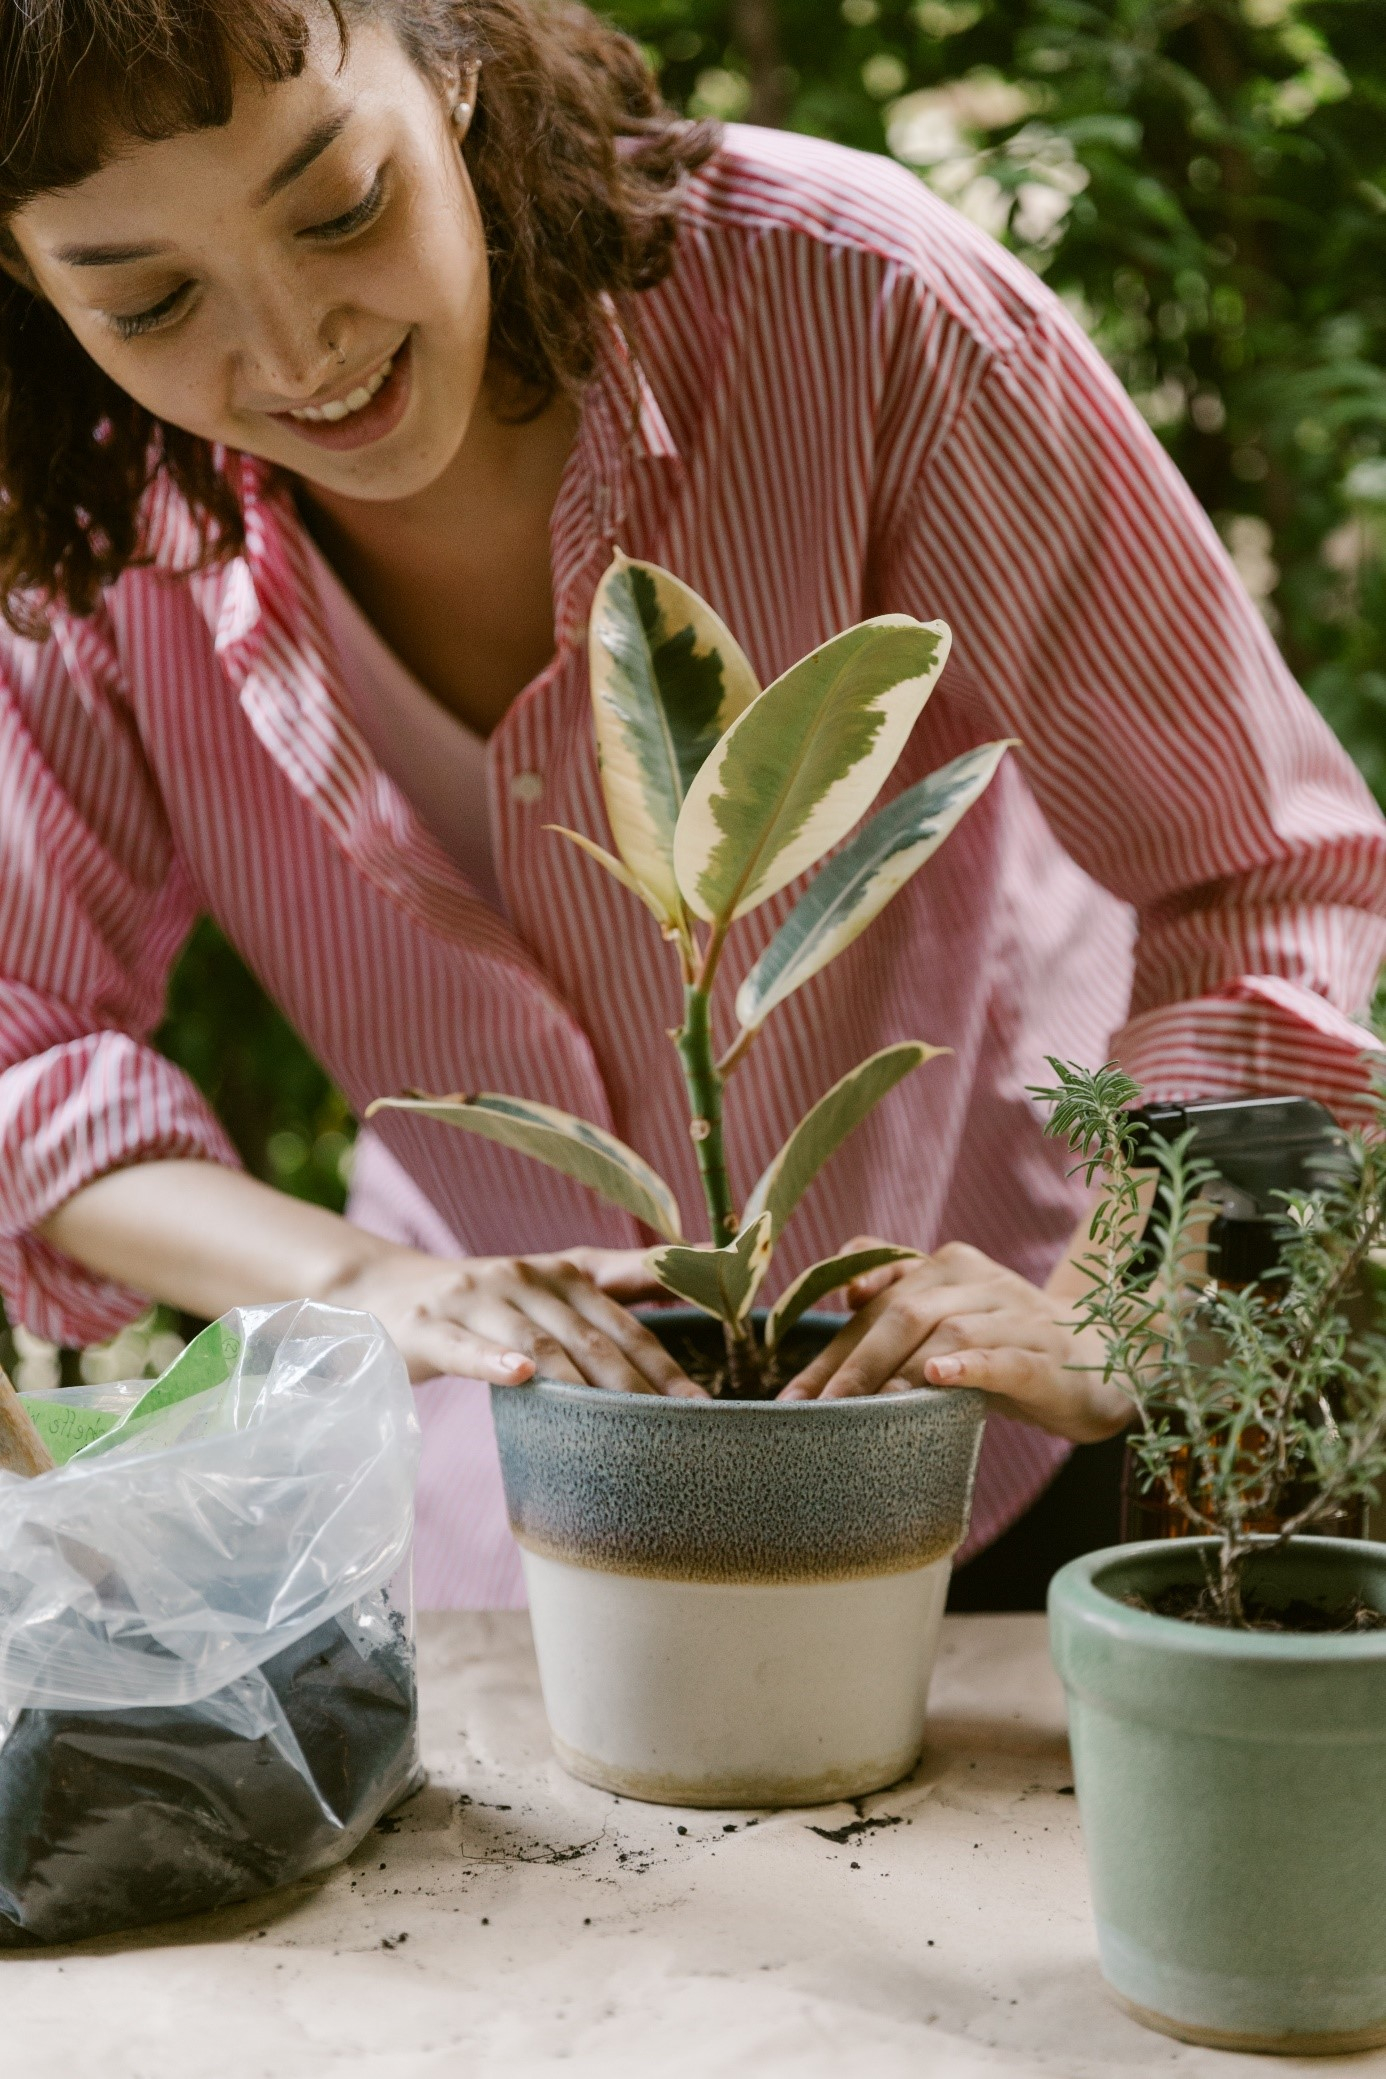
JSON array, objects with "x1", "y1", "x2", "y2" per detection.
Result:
[
  {"x1": 1124, "y1": 1586, "x2": 1386, "y2": 1633},
  {"x1": 0, "y1": 1607, "x2": 417, "y2": 1948},
  {"x1": 808, "y1": 1813, "x2": 906, "y2": 1845}
]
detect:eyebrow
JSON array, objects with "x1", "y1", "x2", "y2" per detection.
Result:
[
  {"x1": 253, "y1": 110, "x2": 350, "y2": 207},
  {"x1": 53, "y1": 110, "x2": 352, "y2": 267},
  {"x1": 55, "y1": 239, "x2": 171, "y2": 267}
]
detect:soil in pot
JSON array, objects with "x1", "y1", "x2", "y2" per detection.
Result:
[
  {"x1": 637, "y1": 1309, "x2": 839, "y2": 1400},
  {"x1": 0, "y1": 1598, "x2": 418, "y2": 1948},
  {"x1": 1123, "y1": 1583, "x2": 1386, "y2": 1631}
]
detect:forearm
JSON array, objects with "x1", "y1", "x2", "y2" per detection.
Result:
[
  {"x1": 35, "y1": 1159, "x2": 696, "y2": 1396},
  {"x1": 37, "y1": 1160, "x2": 391, "y2": 1323}
]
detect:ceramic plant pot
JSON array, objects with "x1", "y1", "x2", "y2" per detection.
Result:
[
  {"x1": 491, "y1": 1310, "x2": 986, "y2": 1808},
  {"x1": 1049, "y1": 1536, "x2": 1386, "y2": 2055}
]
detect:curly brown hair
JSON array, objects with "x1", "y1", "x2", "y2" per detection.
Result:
[{"x1": 0, "y1": 0, "x2": 716, "y2": 633}]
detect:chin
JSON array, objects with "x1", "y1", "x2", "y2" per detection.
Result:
[{"x1": 286, "y1": 417, "x2": 470, "y2": 503}]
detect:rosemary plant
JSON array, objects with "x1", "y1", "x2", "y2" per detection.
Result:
[{"x1": 1037, "y1": 1060, "x2": 1386, "y2": 1625}]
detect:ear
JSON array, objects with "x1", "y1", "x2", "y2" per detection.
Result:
[{"x1": 0, "y1": 225, "x2": 41, "y2": 297}]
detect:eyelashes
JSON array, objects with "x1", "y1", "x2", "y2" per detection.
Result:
[
  {"x1": 104, "y1": 167, "x2": 389, "y2": 342},
  {"x1": 299, "y1": 168, "x2": 388, "y2": 244},
  {"x1": 110, "y1": 284, "x2": 190, "y2": 342}
]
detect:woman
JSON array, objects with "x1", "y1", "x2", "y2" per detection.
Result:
[{"x1": 1, "y1": 0, "x2": 1382, "y2": 1603}]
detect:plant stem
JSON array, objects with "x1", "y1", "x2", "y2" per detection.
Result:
[
  {"x1": 674, "y1": 983, "x2": 762, "y2": 1392},
  {"x1": 675, "y1": 985, "x2": 738, "y2": 1243}
]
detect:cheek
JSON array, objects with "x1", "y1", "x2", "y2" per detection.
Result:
[
  {"x1": 398, "y1": 162, "x2": 490, "y2": 346},
  {"x1": 74, "y1": 327, "x2": 238, "y2": 444}
]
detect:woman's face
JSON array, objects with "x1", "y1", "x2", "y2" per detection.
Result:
[{"x1": 7, "y1": 14, "x2": 490, "y2": 504}]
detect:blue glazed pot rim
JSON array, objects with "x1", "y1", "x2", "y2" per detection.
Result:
[
  {"x1": 512, "y1": 1376, "x2": 983, "y2": 1418},
  {"x1": 520, "y1": 1304, "x2": 985, "y2": 1418},
  {"x1": 1050, "y1": 1536, "x2": 1386, "y2": 1663}
]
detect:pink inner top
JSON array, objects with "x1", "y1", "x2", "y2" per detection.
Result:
[{"x1": 305, "y1": 534, "x2": 505, "y2": 914}]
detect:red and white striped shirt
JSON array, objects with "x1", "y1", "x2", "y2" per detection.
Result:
[{"x1": 3, "y1": 126, "x2": 1384, "y2": 1566}]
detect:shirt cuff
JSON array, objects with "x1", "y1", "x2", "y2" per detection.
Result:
[
  {"x1": 1111, "y1": 975, "x2": 1384, "y2": 1128},
  {"x1": 0, "y1": 1032, "x2": 241, "y2": 1346}
]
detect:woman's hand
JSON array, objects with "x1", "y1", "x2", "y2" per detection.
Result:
[
  {"x1": 326, "y1": 1244, "x2": 705, "y2": 1397},
  {"x1": 777, "y1": 1237, "x2": 1131, "y2": 1441}
]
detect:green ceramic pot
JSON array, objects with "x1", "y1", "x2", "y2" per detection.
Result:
[{"x1": 1049, "y1": 1537, "x2": 1386, "y2": 2055}]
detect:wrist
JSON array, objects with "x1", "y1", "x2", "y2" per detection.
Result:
[{"x1": 312, "y1": 1231, "x2": 410, "y2": 1309}]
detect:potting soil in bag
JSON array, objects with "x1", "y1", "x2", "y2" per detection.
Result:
[{"x1": 0, "y1": 1300, "x2": 422, "y2": 1946}]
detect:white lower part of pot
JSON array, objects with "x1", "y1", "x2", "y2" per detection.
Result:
[{"x1": 520, "y1": 1549, "x2": 952, "y2": 1807}]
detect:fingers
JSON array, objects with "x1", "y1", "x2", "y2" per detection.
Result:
[
  {"x1": 460, "y1": 1296, "x2": 589, "y2": 1386},
  {"x1": 922, "y1": 1345, "x2": 1134, "y2": 1443},
  {"x1": 559, "y1": 1247, "x2": 669, "y2": 1303},
  {"x1": 403, "y1": 1320, "x2": 537, "y2": 1387},
  {"x1": 540, "y1": 1266, "x2": 707, "y2": 1399},
  {"x1": 844, "y1": 1240, "x2": 1007, "y2": 1311},
  {"x1": 509, "y1": 1261, "x2": 703, "y2": 1398},
  {"x1": 781, "y1": 1281, "x2": 1005, "y2": 1401},
  {"x1": 838, "y1": 1235, "x2": 909, "y2": 1309},
  {"x1": 777, "y1": 1308, "x2": 873, "y2": 1400}
]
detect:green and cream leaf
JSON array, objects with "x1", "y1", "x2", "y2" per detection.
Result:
[
  {"x1": 589, "y1": 552, "x2": 760, "y2": 925},
  {"x1": 735, "y1": 741, "x2": 1014, "y2": 1031},
  {"x1": 646, "y1": 1212, "x2": 774, "y2": 1326},
  {"x1": 365, "y1": 1091, "x2": 682, "y2": 1241},
  {"x1": 672, "y1": 617, "x2": 951, "y2": 925},
  {"x1": 744, "y1": 1043, "x2": 946, "y2": 1242},
  {"x1": 766, "y1": 1245, "x2": 921, "y2": 1350},
  {"x1": 544, "y1": 825, "x2": 668, "y2": 922}
]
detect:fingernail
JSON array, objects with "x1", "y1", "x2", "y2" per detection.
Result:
[
  {"x1": 778, "y1": 1385, "x2": 807, "y2": 1401},
  {"x1": 928, "y1": 1356, "x2": 962, "y2": 1382},
  {"x1": 501, "y1": 1352, "x2": 531, "y2": 1373}
]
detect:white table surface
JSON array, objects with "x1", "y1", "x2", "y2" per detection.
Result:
[{"x1": 7, "y1": 1609, "x2": 1385, "y2": 2079}]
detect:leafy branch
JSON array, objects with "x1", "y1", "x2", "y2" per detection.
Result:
[{"x1": 1035, "y1": 1059, "x2": 1386, "y2": 1624}]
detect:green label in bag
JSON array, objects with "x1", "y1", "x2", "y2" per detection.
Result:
[
  {"x1": 124, "y1": 1319, "x2": 241, "y2": 1421},
  {"x1": 22, "y1": 1399, "x2": 122, "y2": 1465},
  {"x1": 20, "y1": 1320, "x2": 242, "y2": 1466}
]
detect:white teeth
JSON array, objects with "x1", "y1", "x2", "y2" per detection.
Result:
[{"x1": 287, "y1": 353, "x2": 393, "y2": 424}]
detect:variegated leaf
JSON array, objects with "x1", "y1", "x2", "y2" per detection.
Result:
[
  {"x1": 736, "y1": 741, "x2": 1013, "y2": 1031},
  {"x1": 766, "y1": 1245, "x2": 921, "y2": 1350},
  {"x1": 744, "y1": 1043, "x2": 946, "y2": 1242},
  {"x1": 365, "y1": 1091, "x2": 682, "y2": 1241},
  {"x1": 672, "y1": 616, "x2": 951, "y2": 925},
  {"x1": 545, "y1": 825, "x2": 668, "y2": 923},
  {"x1": 646, "y1": 1211, "x2": 774, "y2": 1326},
  {"x1": 589, "y1": 552, "x2": 760, "y2": 926}
]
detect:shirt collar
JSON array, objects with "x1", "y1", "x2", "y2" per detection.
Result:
[{"x1": 549, "y1": 297, "x2": 682, "y2": 647}]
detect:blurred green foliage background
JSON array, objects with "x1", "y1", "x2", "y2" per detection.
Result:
[{"x1": 6, "y1": 0, "x2": 1386, "y2": 1377}]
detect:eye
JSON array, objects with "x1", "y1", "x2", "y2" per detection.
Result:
[
  {"x1": 300, "y1": 169, "x2": 387, "y2": 244},
  {"x1": 108, "y1": 283, "x2": 193, "y2": 342}
]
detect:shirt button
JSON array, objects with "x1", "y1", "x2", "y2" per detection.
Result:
[{"x1": 510, "y1": 771, "x2": 544, "y2": 805}]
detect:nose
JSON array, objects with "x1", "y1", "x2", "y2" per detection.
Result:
[{"x1": 237, "y1": 289, "x2": 348, "y2": 407}]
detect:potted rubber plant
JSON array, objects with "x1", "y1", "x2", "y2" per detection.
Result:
[
  {"x1": 370, "y1": 552, "x2": 1007, "y2": 1807},
  {"x1": 1041, "y1": 1061, "x2": 1386, "y2": 2055}
]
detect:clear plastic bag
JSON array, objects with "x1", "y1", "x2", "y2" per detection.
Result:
[{"x1": 0, "y1": 1300, "x2": 422, "y2": 1946}]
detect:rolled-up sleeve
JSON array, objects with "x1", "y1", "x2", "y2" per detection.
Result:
[
  {"x1": 882, "y1": 292, "x2": 1386, "y2": 1124},
  {"x1": 0, "y1": 615, "x2": 239, "y2": 1344}
]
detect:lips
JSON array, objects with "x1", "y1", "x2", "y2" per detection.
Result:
[{"x1": 268, "y1": 334, "x2": 414, "y2": 453}]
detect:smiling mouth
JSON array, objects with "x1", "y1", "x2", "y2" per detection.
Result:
[{"x1": 285, "y1": 348, "x2": 396, "y2": 423}]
